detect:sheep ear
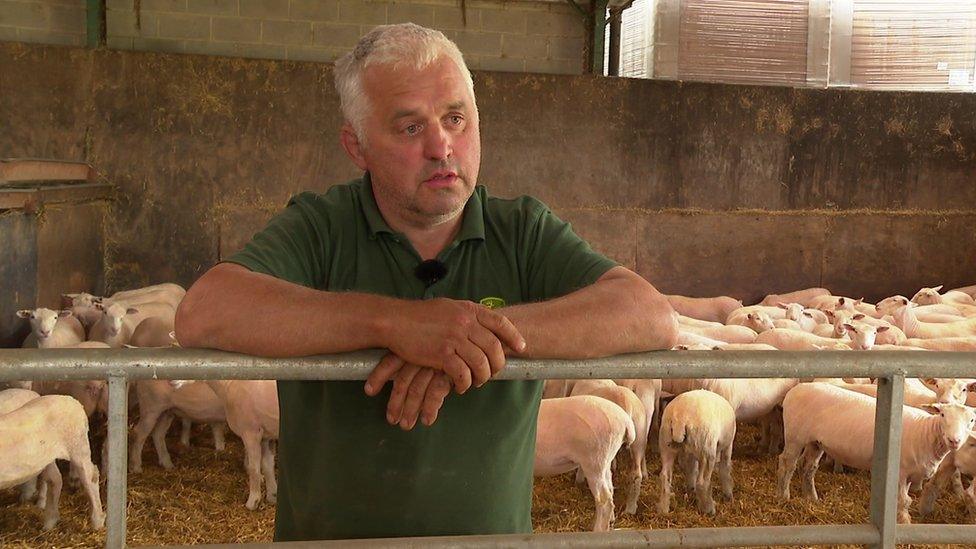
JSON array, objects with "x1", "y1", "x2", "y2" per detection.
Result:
[
  {"x1": 843, "y1": 323, "x2": 857, "y2": 333},
  {"x1": 855, "y1": 298, "x2": 864, "y2": 305},
  {"x1": 126, "y1": 307, "x2": 139, "y2": 315},
  {"x1": 876, "y1": 326, "x2": 889, "y2": 333},
  {"x1": 853, "y1": 313, "x2": 865, "y2": 320},
  {"x1": 825, "y1": 310, "x2": 835, "y2": 319},
  {"x1": 803, "y1": 311, "x2": 813, "y2": 318},
  {"x1": 58, "y1": 310, "x2": 73, "y2": 318},
  {"x1": 16, "y1": 309, "x2": 33, "y2": 319},
  {"x1": 712, "y1": 346, "x2": 722, "y2": 350},
  {"x1": 673, "y1": 345, "x2": 689, "y2": 351},
  {"x1": 967, "y1": 381, "x2": 976, "y2": 392},
  {"x1": 933, "y1": 285, "x2": 944, "y2": 292},
  {"x1": 837, "y1": 297, "x2": 846, "y2": 306},
  {"x1": 777, "y1": 302, "x2": 789, "y2": 309}
]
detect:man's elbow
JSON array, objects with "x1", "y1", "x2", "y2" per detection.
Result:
[
  {"x1": 174, "y1": 286, "x2": 208, "y2": 348},
  {"x1": 632, "y1": 279, "x2": 678, "y2": 350}
]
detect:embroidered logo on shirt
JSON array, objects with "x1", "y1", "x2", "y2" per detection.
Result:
[{"x1": 479, "y1": 297, "x2": 506, "y2": 309}]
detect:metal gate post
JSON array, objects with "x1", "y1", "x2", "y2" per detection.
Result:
[
  {"x1": 106, "y1": 374, "x2": 129, "y2": 549},
  {"x1": 869, "y1": 373, "x2": 904, "y2": 549}
]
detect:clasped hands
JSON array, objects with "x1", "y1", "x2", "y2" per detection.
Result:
[{"x1": 363, "y1": 298, "x2": 525, "y2": 430}]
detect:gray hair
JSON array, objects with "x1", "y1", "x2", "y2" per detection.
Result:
[{"x1": 333, "y1": 23, "x2": 476, "y2": 148}]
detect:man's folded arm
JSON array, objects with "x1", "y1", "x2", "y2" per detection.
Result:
[
  {"x1": 174, "y1": 262, "x2": 392, "y2": 357},
  {"x1": 502, "y1": 266, "x2": 679, "y2": 359}
]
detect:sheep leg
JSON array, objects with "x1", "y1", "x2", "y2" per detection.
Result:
[
  {"x1": 800, "y1": 443, "x2": 824, "y2": 500},
  {"x1": 18, "y1": 477, "x2": 37, "y2": 504},
  {"x1": 897, "y1": 480, "x2": 913, "y2": 524},
  {"x1": 242, "y1": 431, "x2": 264, "y2": 510},
  {"x1": 695, "y1": 454, "x2": 717, "y2": 516},
  {"x1": 179, "y1": 417, "x2": 192, "y2": 447},
  {"x1": 919, "y1": 460, "x2": 953, "y2": 517},
  {"x1": 623, "y1": 434, "x2": 646, "y2": 515},
  {"x1": 129, "y1": 404, "x2": 165, "y2": 473},
  {"x1": 150, "y1": 411, "x2": 176, "y2": 470},
  {"x1": 211, "y1": 422, "x2": 227, "y2": 451},
  {"x1": 681, "y1": 452, "x2": 699, "y2": 493},
  {"x1": 718, "y1": 442, "x2": 734, "y2": 501},
  {"x1": 40, "y1": 462, "x2": 62, "y2": 531},
  {"x1": 582, "y1": 461, "x2": 614, "y2": 532},
  {"x1": 657, "y1": 442, "x2": 677, "y2": 514},
  {"x1": 261, "y1": 439, "x2": 277, "y2": 505},
  {"x1": 777, "y1": 441, "x2": 803, "y2": 500}
]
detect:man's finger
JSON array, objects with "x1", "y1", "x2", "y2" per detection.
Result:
[
  {"x1": 398, "y1": 368, "x2": 435, "y2": 431},
  {"x1": 387, "y1": 364, "x2": 422, "y2": 424},
  {"x1": 468, "y1": 323, "x2": 506, "y2": 375},
  {"x1": 456, "y1": 341, "x2": 491, "y2": 388},
  {"x1": 477, "y1": 308, "x2": 526, "y2": 354},
  {"x1": 420, "y1": 374, "x2": 452, "y2": 427},
  {"x1": 365, "y1": 353, "x2": 405, "y2": 396},
  {"x1": 443, "y1": 353, "x2": 472, "y2": 394}
]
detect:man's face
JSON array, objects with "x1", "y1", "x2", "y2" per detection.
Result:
[{"x1": 352, "y1": 56, "x2": 481, "y2": 228}]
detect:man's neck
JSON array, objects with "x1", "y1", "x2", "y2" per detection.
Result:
[{"x1": 402, "y1": 218, "x2": 462, "y2": 260}]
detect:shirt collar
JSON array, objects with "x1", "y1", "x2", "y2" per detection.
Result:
[{"x1": 359, "y1": 172, "x2": 485, "y2": 243}]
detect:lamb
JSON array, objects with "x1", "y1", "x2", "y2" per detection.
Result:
[
  {"x1": 0, "y1": 395, "x2": 104, "y2": 530},
  {"x1": 876, "y1": 296, "x2": 970, "y2": 319},
  {"x1": 0, "y1": 388, "x2": 41, "y2": 503},
  {"x1": 570, "y1": 380, "x2": 648, "y2": 515},
  {"x1": 903, "y1": 337, "x2": 976, "y2": 351},
  {"x1": 658, "y1": 389, "x2": 736, "y2": 516},
  {"x1": 760, "y1": 287, "x2": 831, "y2": 308},
  {"x1": 206, "y1": 380, "x2": 279, "y2": 510},
  {"x1": 777, "y1": 382, "x2": 976, "y2": 523},
  {"x1": 726, "y1": 305, "x2": 788, "y2": 324},
  {"x1": 17, "y1": 309, "x2": 85, "y2": 348},
  {"x1": 129, "y1": 380, "x2": 227, "y2": 473},
  {"x1": 535, "y1": 395, "x2": 635, "y2": 531},
  {"x1": 727, "y1": 311, "x2": 775, "y2": 333},
  {"x1": 912, "y1": 285, "x2": 976, "y2": 307},
  {"x1": 892, "y1": 304, "x2": 976, "y2": 339},
  {"x1": 818, "y1": 378, "x2": 967, "y2": 409},
  {"x1": 919, "y1": 432, "x2": 976, "y2": 519},
  {"x1": 826, "y1": 310, "x2": 905, "y2": 345},
  {"x1": 679, "y1": 323, "x2": 758, "y2": 344},
  {"x1": 100, "y1": 282, "x2": 186, "y2": 310},
  {"x1": 667, "y1": 295, "x2": 742, "y2": 323},
  {"x1": 676, "y1": 331, "x2": 727, "y2": 348},
  {"x1": 755, "y1": 328, "x2": 862, "y2": 351}
]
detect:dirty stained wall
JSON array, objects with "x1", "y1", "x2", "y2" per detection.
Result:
[{"x1": 1, "y1": 41, "x2": 974, "y2": 305}]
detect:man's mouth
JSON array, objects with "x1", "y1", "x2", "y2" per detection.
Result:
[{"x1": 424, "y1": 171, "x2": 458, "y2": 188}]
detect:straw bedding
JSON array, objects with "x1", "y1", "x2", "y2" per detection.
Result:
[{"x1": 0, "y1": 423, "x2": 972, "y2": 548}]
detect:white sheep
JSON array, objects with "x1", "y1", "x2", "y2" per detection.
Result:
[
  {"x1": 570, "y1": 380, "x2": 648, "y2": 515},
  {"x1": 667, "y1": 295, "x2": 742, "y2": 323},
  {"x1": 0, "y1": 395, "x2": 104, "y2": 530},
  {"x1": 892, "y1": 303, "x2": 976, "y2": 339},
  {"x1": 535, "y1": 395, "x2": 635, "y2": 531},
  {"x1": 919, "y1": 431, "x2": 976, "y2": 519},
  {"x1": 912, "y1": 285, "x2": 976, "y2": 307},
  {"x1": 760, "y1": 287, "x2": 831, "y2": 308},
  {"x1": 206, "y1": 380, "x2": 279, "y2": 510},
  {"x1": 658, "y1": 389, "x2": 735, "y2": 516},
  {"x1": 778, "y1": 382, "x2": 976, "y2": 523},
  {"x1": 17, "y1": 308, "x2": 85, "y2": 348}
]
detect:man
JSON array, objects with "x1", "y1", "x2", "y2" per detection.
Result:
[{"x1": 175, "y1": 23, "x2": 677, "y2": 541}]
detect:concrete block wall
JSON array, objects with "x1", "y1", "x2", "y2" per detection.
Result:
[
  {"x1": 0, "y1": 0, "x2": 87, "y2": 46},
  {"x1": 104, "y1": 0, "x2": 588, "y2": 74}
]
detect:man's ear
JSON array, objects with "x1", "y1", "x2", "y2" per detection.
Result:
[{"x1": 339, "y1": 122, "x2": 368, "y2": 171}]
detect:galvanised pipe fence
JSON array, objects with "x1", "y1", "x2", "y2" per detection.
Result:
[{"x1": 1, "y1": 348, "x2": 975, "y2": 549}]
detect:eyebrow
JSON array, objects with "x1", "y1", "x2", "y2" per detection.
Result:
[{"x1": 391, "y1": 101, "x2": 468, "y2": 121}]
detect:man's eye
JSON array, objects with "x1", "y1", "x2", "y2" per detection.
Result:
[
  {"x1": 448, "y1": 115, "x2": 463, "y2": 126},
  {"x1": 405, "y1": 124, "x2": 422, "y2": 135}
]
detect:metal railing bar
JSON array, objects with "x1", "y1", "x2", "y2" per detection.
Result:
[
  {"x1": 144, "y1": 524, "x2": 882, "y2": 548},
  {"x1": 868, "y1": 374, "x2": 905, "y2": 549},
  {"x1": 2, "y1": 348, "x2": 976, "y2": 382},
  {"x1": 895, "y1": 523, "x2": 976, "y2": 544},
  {"x1": 107, "y1": 374, "x2": 129, "y2": 549}
]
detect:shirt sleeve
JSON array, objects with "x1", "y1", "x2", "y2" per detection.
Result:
[
  {"x1": 222, "y1": 192, "x2": 329, "y2": 289},
  {"x1": 523, "y1": 200, "x2": 619, "y2": 301}
]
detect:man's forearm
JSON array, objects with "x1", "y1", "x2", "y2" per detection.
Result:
[
  {"x1": 502, "y1": 268, "x2": 678, "y2": 359},
  {"x1": 175, "y1": 263, "x2": 395, "y2": 357}
]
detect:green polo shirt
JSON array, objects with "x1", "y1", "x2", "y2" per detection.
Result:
[{"x1": 226, "y1": 174, "x2": 617, "y2": 541}]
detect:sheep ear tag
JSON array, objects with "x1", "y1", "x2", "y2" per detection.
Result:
[{"x1": 479, "y1": 297, "x2": 506, "y2": 310}]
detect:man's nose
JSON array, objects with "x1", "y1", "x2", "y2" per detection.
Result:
[{"x1": 424, "y1": 123, "x2": 452, "y2": 160}]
